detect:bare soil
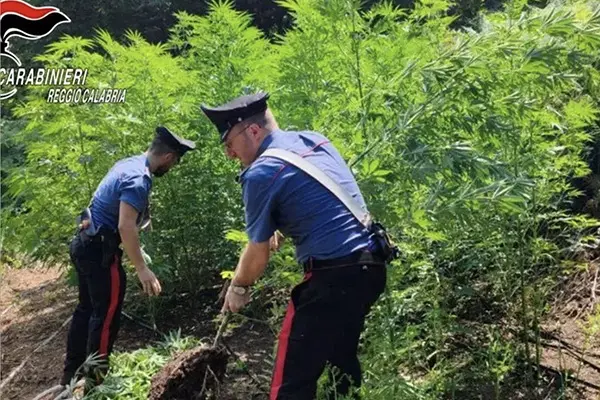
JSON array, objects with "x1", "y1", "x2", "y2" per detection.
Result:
[
  {"x1": 538, "y1": 261, "x2": 600, "y2": 400},
  {"x1": 1, "y1": 267, "x2": 79, "y2": 400}
]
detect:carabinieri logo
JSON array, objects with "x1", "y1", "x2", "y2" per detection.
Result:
[
  {"x1": 0, "y1": 0, "x2": 70, "y2": 67},
  {"x1": 0, "y1": 0, "x2": 126, "y2": 103}
]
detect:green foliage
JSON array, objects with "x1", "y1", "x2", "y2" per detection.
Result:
[{"x1": 2, "y1": 0, "x2": 600, "y2": 398}]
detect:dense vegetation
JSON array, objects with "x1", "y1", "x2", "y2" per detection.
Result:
[{"x1": 2, "y1": 0, "x2": 600, "y2": 398}]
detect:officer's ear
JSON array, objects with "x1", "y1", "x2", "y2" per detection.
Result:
[
  {"x1": 247, "y1": 123, "x2": 262, "y2": 140},
  {"x1": 165, "y1": 152, "x2": 180, "y2": 165}
]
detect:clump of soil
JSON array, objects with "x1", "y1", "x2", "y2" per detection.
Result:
[{"x1": 149, "y1": 345, "x2": 229, "y2": 400}]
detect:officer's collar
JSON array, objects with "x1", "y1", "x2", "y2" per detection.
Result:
[
  {"x1": 235, "y1": 131, "x2": 277, "y2": 183},
  {"x1": 143, "y1": 153, "x2": 153, "y2": 179},
  {"x1": 256, "y1": 131, "x2": 275, "y2": 157}
]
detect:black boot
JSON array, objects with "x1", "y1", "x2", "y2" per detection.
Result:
[{"x1": 60, "y1": 370, "x2": 79, "y2": 386}]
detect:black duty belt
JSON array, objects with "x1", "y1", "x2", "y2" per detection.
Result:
[
  {"x1": 78, "y1": 226, "x2": 121, "y2": 245},
  {"x1": 76, "y1": 227, "x2": 122, "y2": 268},
  {"x1": 303, "y1": 251, "x2": 385, "y2": 273}
]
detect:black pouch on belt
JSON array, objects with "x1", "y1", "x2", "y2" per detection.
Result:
[{"x1": 371, "y1": 221, "x2": 400, "y2": 263}]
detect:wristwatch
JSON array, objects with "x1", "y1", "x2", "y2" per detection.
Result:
[{"x1": 231, "y1": 285, "x2": 249, "y2": 295}]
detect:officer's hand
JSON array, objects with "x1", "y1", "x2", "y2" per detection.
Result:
[
  {"x1": 269, "y1": 231, "x2": 285, "y2": 252},
  {"x1": 136, "y1": 265, "x2": 162, "y2": 296},
  {"x1": 221, "y1": 285, "x2": 250, "y2": 313}
]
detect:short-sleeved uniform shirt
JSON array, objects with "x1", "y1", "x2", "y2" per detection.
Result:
[
  {"x1": 90, "y1": 154, "x2": 152, "y2": 231},
  {"x1": 239, "y1": 129, "x2": 375, "y2": 263}
]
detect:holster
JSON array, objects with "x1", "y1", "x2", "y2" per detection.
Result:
[{"x1": 370, "y1": 222, "x2": 400, "y2": 263}]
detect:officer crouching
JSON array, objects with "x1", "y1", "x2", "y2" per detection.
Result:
[
  {"x1": 201, "y1": 92, "x2": 397, "y2": 399},
  {"x1": 60, "y1": 127, "x2": 195, "y2": 390}
]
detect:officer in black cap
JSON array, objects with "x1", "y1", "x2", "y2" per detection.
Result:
[
  {"x1": 201, "y1": 92, "x2": 270, "y2": 143},
  {"x1": 202, "y1": 93, "x2": 388, "y2": 399},
  {"x1": 60, "y1": 126, "x2": 195, "y2": 390}
]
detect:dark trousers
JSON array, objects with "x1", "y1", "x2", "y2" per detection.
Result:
[
  {"x1": 62, "y1": 233, "x2": 126, "y2": 386},
  {"x1": 270, "y1": 261, "x2": 386, "y2": 400}
]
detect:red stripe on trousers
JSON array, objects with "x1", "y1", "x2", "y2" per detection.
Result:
[
  {"x1": 270, "y1": 272, "x2": 312, "y2": 399},
  {"x1": 99, "y1": 255, "x2": 120, "y2": 356}
]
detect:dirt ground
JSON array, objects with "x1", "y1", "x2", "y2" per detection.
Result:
[
  {"x1": 0, "y1": 266, "x2": 273, "y2": 400},
  {"x1": 538, "y1": 262, "x2": 600, "y2": 400},
  {"x1": 1, "y1": 267, "x2": 79, "y2": 400}
]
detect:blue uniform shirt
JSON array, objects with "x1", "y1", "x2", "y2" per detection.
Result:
[
  {"x1": 90, "y1": 154, "x2": 152, "y2": 231},
  {"x1": 239, "y1": 129, "x2": 375, "y2": 263}
]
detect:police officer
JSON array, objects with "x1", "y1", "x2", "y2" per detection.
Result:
[
  {"x1": 201, "y1": 93, "x2": 387, "y2": 399},
  {"x1": 60, "y1": 127, "x2": 196, "y2": 388}
]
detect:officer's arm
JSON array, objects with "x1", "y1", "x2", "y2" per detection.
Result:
[
  {"x1": 235, "y1": 164, "x2": 277, "y2": 286},
  {"x1": 231, "y1": 241, "x2": 270, "y2": 287},
  {"x1": 118, "y1": 201, "x2": 146, "y2": 270}
]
